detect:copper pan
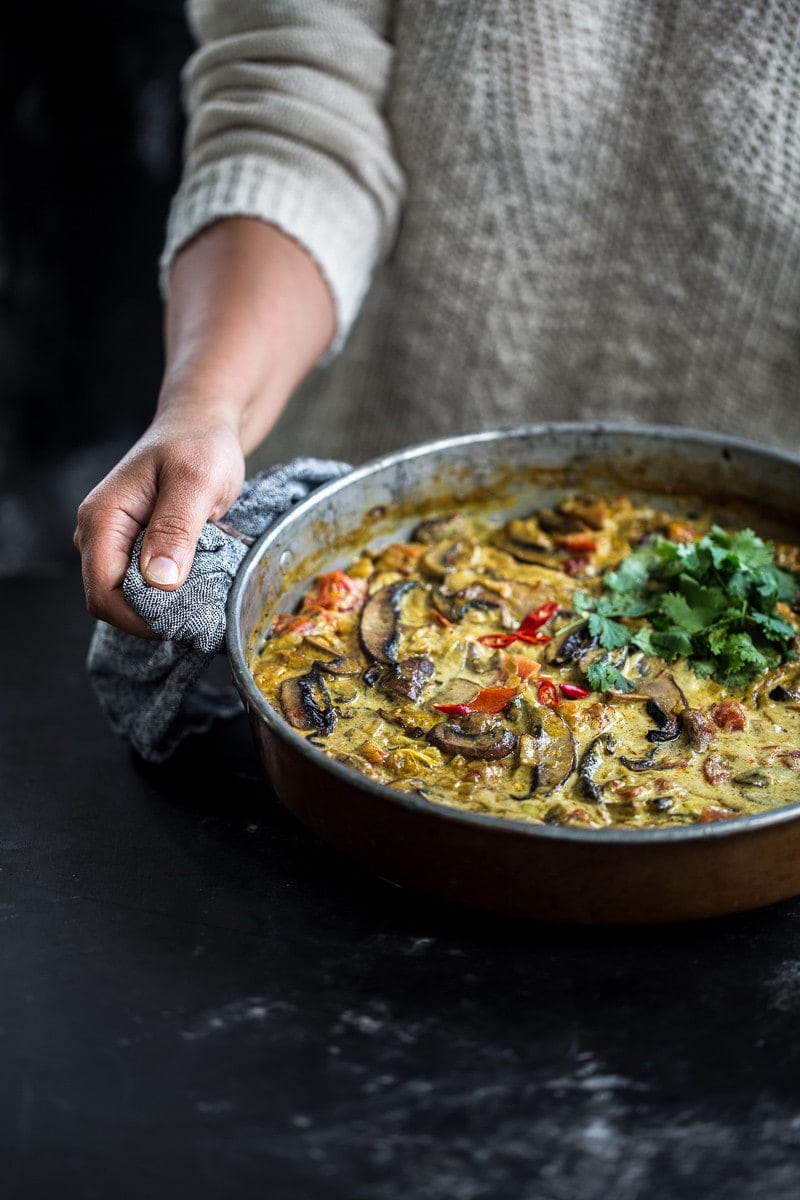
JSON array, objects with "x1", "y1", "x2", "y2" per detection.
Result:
[{"x1": 226, "y1": 423, "x2": 800, "y2": 924}]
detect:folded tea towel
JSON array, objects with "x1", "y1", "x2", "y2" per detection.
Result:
[{"x1": 87, "y1": 457, "x2": 353, "y2": 764}]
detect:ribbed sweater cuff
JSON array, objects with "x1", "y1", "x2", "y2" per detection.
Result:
[{"x1": 159, "y1": 155, "x2": 382, "y2": 359}]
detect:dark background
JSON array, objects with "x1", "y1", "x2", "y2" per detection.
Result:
[{"x1": 1, "y1": 0, "x2": 193, "y2": 574}]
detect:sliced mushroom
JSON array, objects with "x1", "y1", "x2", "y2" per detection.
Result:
[
  {"x1": 579, "y1": 732, "x2": 617, "y2": 803},
  {"x1": 732, "y1": 769, "x2": 772, "y2": 789},
  {"x1": 279, "y1": 667, "x2": 335, "y2": 736},
  {"x1": 535, "y1": 507, "x2": 588, "y2": 535},
  {"x1": 554, "y1": 494, "x2": 609, "y2": 530},
  {"x1": 638, "y1": 668, "x2": 687, "y2": 714},
  {"x1": 449, "y1": 584, "x2": 515, "y2": 626},
  {"x1": 374, "y1": 655, "x2": 435, "y2": 701},
  {"x1": 377, "y1": 708, "x2": 429, "y2": 738},
  {"x1": 427, "y1": 716, "x2": 518, "y2": 761},
  {"x1": 544, "y1": 620, "x2": 598, "y2": 665},
  {"x1": 411, "y1": 513, "x2": 472, "y2": 544},
  {"x1": 681, "y1": 707, "x2": 717, "y2": 751},
  {"x1": 619, "y1": 746, "x2": 661, "y2": 772},
  {"x1": 419, "y1": 539, "x2": 474, "y2": 579},
  {"x1": 492, "y1": 519, "x2": 563, "y2": 569},
  {"x1": 645, "y1": 699, "x2": 681, "y2": 743},
  {"x1": 525, "y1": 707, "x2": 576, "y2": 793},
  {"x1": 313, "y1": 653, "x2": 363, "y2": 677},
  {"x1": 359, "y1": 580, "x2": 421, "y2": 663},
  {"x1": 754, "y1": 663, "x2": 800, "y2": 706}
]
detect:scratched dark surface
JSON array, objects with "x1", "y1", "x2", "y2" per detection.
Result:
[
  {"x1": 4, "y1": 2, "x2": 800, "y2": 1196},
  {"x1": 4, "y1": 567, "x2": 800, "y2": 1199}
]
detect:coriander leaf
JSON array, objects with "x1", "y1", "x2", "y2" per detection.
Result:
[
  {"x1": 726, "y1": 527, "x2": 776, "y2": 571},
  {"x1": 586, "y1": 662, "x2": 634, "y2": 694},
  {"x1": 586, "y1": 612, "x2": 631, "y2": 649},
  {"x1": 749, "y1": 610, "x2": 797, "y2": 642},
  {"x1": 658, "y1": 589, "x2": 719, "y2": 633},
  {"x1": 571, "y1": 588, "x2": 597, "y2": 614},
  {"x1": 604, "y1": 554, "x2": 650, "y2": 595},
  {"x1": 648, "y1": 628, "x2": 694, "y2": 660},
  {"x1": 631, "y1": 627, "x2": 657, "y2": 655},
  {"x1": 574, "y1": 521, "x2": 799, "y2": 688}
]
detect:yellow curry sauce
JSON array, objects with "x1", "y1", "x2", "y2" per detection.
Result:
[{"x1": 250, "y1": 493, "x2": 800, "y2": 829}]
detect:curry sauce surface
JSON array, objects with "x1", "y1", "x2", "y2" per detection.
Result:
[{"x1": 250, "y1": 493, "x2": 800, "y2": 829}]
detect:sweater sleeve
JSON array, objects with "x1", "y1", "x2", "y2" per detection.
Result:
[{"x1": 160, "y1": 0, "x2": 406, "y2": 356}]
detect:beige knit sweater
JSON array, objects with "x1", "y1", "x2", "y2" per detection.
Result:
[{"x1": 162, "y1": 0, "x2": 800, "y2": 469}]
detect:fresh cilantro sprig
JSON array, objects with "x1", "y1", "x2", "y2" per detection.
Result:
[{"x1": 573, "y1": 525, "x2": 799, "y2": 689}]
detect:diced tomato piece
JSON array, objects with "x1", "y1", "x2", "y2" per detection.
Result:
[
  {"x1": 666, "y1": 521, "x2": 699, "y2": 544},
  {"x1": 271, "y1": 612, "x2": 321, "y2": 636},
  {"x1": 434, "y1": 684, "x2": 519, "y2": 716},
  {"x1": 703, "y1": 755, "x2": 732, "y2": 785},
  {"x1": 360, "y1": 739, "x2": 388, "y2": 766},
  {"x1": 303, "y1": 570, "x2": 367, "y2": 613},
  {"x1": 709, "y1": 701, "x2": 747, "y2": 732},
  {"x1": 699, "y1": 805, "x2": 734, "y2": 823},
  {"x1": 501, "y1": 654, "x2": 540, "y2": 681},
  {"x1": 554, "y1": 532, "x2": 597, "y2": 553}
]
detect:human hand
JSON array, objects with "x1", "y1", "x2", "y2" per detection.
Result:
[{"x1": 74, "y1": 413, "x2": 246, "y2": 637}]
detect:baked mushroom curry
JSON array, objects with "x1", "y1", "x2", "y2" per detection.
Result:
[{"x1": 250, "y1": 492, "x2": 800, "y2": 829}]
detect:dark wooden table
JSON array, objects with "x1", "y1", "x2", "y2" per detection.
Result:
[{"x1": 4, "y1": 566, "x2": 800, "y2": 1199}]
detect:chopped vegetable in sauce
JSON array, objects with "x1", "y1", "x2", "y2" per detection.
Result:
[{"x1": 250, "y1": 492, "x2": 800, "y2": 830}]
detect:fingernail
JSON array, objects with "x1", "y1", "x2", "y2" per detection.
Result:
[{"x1": 145, "y1": 556, "x2": 180, "y2": 586}]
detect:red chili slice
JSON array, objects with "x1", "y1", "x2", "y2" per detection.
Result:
[
  {"x1": 476, "y1": 633, "x2": 520, "y2": 649},
  {"x1": 559, "y1": 683, "x2": 590, "y2": 699},
  {"x1": 518, "y1": 601, "x2": 559, "y2": 632},
  {"x1": 537, "y1": 678, "x2": 560, "y2": 708},
  {"x1": 477, "y1": 601, "x2": 557, "y2": 649}
]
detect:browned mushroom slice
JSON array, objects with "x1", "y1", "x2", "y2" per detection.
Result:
[
  {"x1": 491, "y1": 535, "x2": 566, "y2": 571},
  {"x1": 314, "y1": 654, "x2": 364, "y2": 676},
  {"x1": 428, "y1": 717, "x2": 518, "y2": 761},
  {"x1": 359, "y1": 580, "x2": 421, "y2": 663},
  {"x1": 579, "y1": 732, "x2": 617, "y2": 803},
  {"x1": 535, "y1": 507, "x2": 588, "y2": 535},
  {"x1": 645, "y1": 700, "x2": 681, "y2": 743},
  {"x1": 681, "y1": 707, "x2": 717, "y2": 751},
  {"x1": 638, "y1": 668, "x2": 687, "y2": 714},
  {"x1": 279, "y1": 667, "x2": 335, "y2": 735},
  {"x1": 411, "y1": 513, "x2": 472, "y2": 544},
  {"x1": 543, "y1": 620, "x2": 599, "y2": 665},
  {"x1": 492, "y1": 517, "x2": 559, "y2": 564},
  {"x1": 636, "y1": 668, "x2": 686, "y2": 743},
  {"x1": 619, "y1": 747, "x2": 661, "y2": 771},
  {"x1": 555, "y1": 495, "x2": 610, "y2": 530},
  {"x1": 419, "y1": 539, "x2": 475, "y2": 579},
  {"x1": 375, "y1": 655, "x2": 435, "y2": 701},
  {"x1": 449, "y1": 584, "x2": 515, "y2": 626},
  {"x1": 526, "y1": 708, "x2": 576, "y2": 793},
  {"x1": 753, "y1": 662, "x2": 800, "y2": 705}
]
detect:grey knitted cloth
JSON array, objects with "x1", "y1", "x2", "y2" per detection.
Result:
[{"x1": 87, "y1": 457, "x2": 352, "y2": 763}]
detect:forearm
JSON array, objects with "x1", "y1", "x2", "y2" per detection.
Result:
[{"x1": 158, "y1": 216, "x2": 336, "y2": 452}]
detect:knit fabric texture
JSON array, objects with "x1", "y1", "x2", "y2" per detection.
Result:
[
  {"x1": 87, "y1": 457, "x2": 352, "y2": 763},
  {"x1": 162, "y1": 0, "x2": 800, "y2": 472}
]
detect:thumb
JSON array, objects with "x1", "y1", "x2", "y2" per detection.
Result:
[{"x1": 139, "y1": 498, "x2": 213, "y2": 590}]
